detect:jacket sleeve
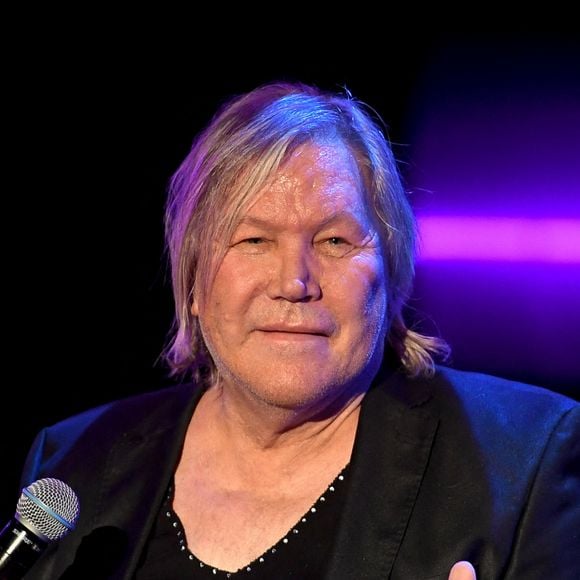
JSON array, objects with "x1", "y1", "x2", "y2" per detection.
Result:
[{"x1": 505, "y1": 404, "x2": 580, "y2": 579}]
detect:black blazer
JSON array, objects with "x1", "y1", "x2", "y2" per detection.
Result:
[{"x1": 19, "y1": 367, "x2": 580, "y2": 579}]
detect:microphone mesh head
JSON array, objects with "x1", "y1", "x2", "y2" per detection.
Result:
[{"x1": 16, "y1": 478, "x2": 80, "y2": 541}]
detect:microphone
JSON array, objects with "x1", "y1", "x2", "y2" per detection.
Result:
[{"x1": 0, "y1": 478, "x2": 79, "y2": 579}]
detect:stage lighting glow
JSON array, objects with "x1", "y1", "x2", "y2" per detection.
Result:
[{"x1": 417, "y1": 216, "x2": 580, "y2": 263}]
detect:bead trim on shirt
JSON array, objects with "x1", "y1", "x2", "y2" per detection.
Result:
[{"x1": 164, "y1": 465, "x2": 348, "y2": 577}]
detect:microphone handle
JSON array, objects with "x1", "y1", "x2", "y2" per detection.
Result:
[{"x1": 0, "y1": 518, "x2": 47, "y2": 580}]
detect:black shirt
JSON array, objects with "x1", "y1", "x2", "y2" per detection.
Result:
[{"x1": 135, "y1": 464, "x2": 350, "y2": 579}]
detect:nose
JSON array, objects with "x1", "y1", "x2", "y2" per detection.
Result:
[{"x1": 267, "y1": 242, "x2": 321, "y2": 302}]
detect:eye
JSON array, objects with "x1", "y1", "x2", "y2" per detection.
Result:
[
  {"x1": 231, "y1": 236, "x2": 270, "y2": 255},
  {"x1": 318, "y1": 236, "x2": 354, "y2": 257}
]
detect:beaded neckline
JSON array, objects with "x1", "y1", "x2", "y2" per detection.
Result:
[{"x1": 163, "y1": 464, "x2": 349, "y2": 577}]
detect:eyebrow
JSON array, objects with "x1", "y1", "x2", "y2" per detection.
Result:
[{"x1": 237, "y1": 210, "x2": 366, "y2": 230}]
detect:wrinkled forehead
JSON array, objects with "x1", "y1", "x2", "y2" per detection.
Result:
[
  {"x1": 270, "y1": 140, "x2": 363, "y2": 191},
  {"x1": 242, "y1": 139, "x2": 371, "y2": 222}
]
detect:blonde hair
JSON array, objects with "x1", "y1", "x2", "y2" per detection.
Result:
[{"x1": 163, "y1": 82, "x2": 448, "y2": 384}]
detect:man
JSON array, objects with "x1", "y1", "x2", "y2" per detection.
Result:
[{"x1": 15, "y1": 82, "x2": 579, "y2": 579}]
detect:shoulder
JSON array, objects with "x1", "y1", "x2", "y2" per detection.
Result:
[
  {"x1": 43, "y1": 382, "x2": 200, "y2": 444},
  {"x1": 375, "y1": 365, "x2": 578, "y2": 453},
  {"x1": 20, "y1": 382, "x2": 203, "y2": 487},
  {"x1": 432, "y1": 365, "x2": 577, "y2": 414},
  {"x1": 19, "y1": 382, "x2": 203, "y2": 492},
  {"x1": 427, "y1": 366, "x2": 579, "y2": 447}
]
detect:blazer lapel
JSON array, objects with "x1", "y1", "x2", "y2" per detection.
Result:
[
  {"x1": 325, "y1": 372, "x2": 439, "y2": 579},
  {"x1": 52, "y1": 383, "x2": 204, "y2": 580},
  {"x1": 104, "y1": 385, "x2": 204, "y2": 579}
]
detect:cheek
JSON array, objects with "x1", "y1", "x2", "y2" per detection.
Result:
[
  {"x1": 358, "y1": 287, "x2": 387, "y2": 348},
  {"x1": 343, "y1": 256, "x2": 387, "y2": 323},
  {"x1": 204, "y1": 258, "x2": 265, "y2": 324},
  {"x1": 365, "y1": 268, "x2": 388, "y2": 319}
]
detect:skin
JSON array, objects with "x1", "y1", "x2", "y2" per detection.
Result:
[{"x1": 449, "y1": 561, "x2": 477, "y2": 579}]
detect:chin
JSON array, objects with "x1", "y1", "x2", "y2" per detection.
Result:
[{"x1": 239, "y1": 370, "x2": 362, "y2": 414}]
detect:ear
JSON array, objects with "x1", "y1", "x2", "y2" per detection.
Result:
[{"x1": 191, "y1": 296, "x2": 199, "y2": 316}]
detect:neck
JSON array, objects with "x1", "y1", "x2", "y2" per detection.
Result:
[{"x1": 198, "y1": 378, "x2": 367, "y2": 473}]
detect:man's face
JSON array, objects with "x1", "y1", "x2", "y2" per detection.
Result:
[{"x1": 194, "y1": 140, "x2": 388, "y2": 411}]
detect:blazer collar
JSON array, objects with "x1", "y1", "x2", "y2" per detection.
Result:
[{"x1": 325, "y1": 370, "x2": 439, "y2": 579}]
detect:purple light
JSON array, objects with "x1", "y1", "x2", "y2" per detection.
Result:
[{"x1": 417, "y1": 216, "x2": 580, "y2": 263}]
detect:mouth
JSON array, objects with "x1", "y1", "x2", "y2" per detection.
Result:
[
  {"x1": 256, "y1": 325, "x2": 331, "y2": 337},
  {"x1": 255, "y1": 325, "x2": 332, "y2": 343},
  {"x1": 256, "y1": 330, "x2": 329, "y2": 346}
]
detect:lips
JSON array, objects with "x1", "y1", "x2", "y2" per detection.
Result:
[{"x1": 256, "y1": 323, "x2": 333, "y2": 336}]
